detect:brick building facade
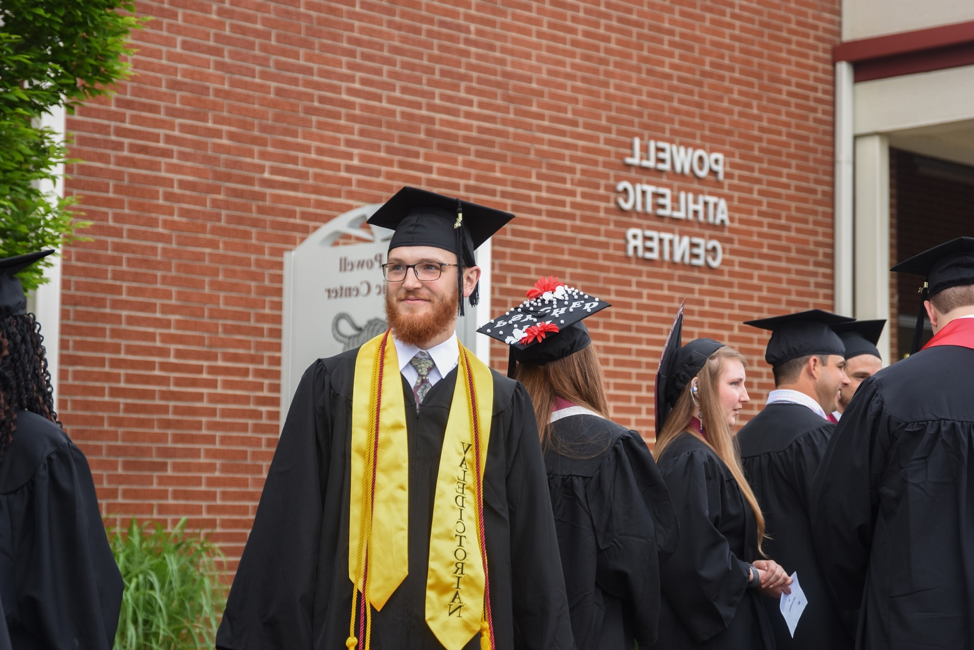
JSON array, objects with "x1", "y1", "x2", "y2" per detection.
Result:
[{"x1": 57, "y1": 0, "x2": 844, "y2": 559}]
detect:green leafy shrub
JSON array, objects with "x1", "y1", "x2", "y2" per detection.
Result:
[
  {"x1": 1, "y1": 0, "x2": 145, "y2": 290},
  {"x1": 109, "y1": 518, "x2": 227, "y2": 650}
]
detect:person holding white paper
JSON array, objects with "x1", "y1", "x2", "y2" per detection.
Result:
[
  {"x1": 649, "y1": 305, "x2": 791, "y2": 650},
  {"x1": 736, "y1": 310, "x2": 856, "y2": 650}
]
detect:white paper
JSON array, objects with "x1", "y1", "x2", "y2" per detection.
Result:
[{"x1": 779, "y1": 571, "x2": 808, "y2": 638}]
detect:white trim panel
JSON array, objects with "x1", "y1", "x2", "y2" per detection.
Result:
[
  {"x1": 853, "y1": 135, "x2": 892, "y2": 364},
  {"x1": 854, "y1": 66, "x2": 974, "y2": 136}
]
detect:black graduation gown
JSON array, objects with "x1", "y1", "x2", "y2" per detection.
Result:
[
  {"x1": 649, "y1": 433, "x2": 773, "y2": 650},
  {"x1": 737, "y1": 403, "x2": 854, "y2": 650},
  {"x1": 216, "y1": 350, "x2": 574, "y2": 650},
  {"x1": 0, "y1": 593, "x2": 11, "y2": 650},
  {"x1": 812, "y1": 344, "x2": 974, "y2": 650},
  {"x1": 544, "y1": 413, "x2": 679, "y2": 649},
  {"x1": 0, "y1": 410, "x2": 123, "y2": 650}
]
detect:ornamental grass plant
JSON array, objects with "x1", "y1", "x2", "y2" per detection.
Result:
[{"x1": 109, "y1": 518, "x2": 227, "y2": 650}]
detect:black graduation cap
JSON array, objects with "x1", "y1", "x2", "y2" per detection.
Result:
[
  {"x1": 830, "y1": 319, "x2": 885, "y2": 360},
  {"x1": 0, "y1": 250, "x2": 54, "y2": 317},
  {"x1": 892, "y1": 236, "x2": 974, "y2": 354},
  {"x1": 654, "y1": 301, "x2": 723, "y2": 436},
  {"x1": 744, "y1": 309, "x2": 853, "y2": 367},
  {"x1": 367, "y1": 186, "x2": 514, "y2": 315},
  {"x1": 477, "y1": 277, "x2": 610, "y2": 377}
]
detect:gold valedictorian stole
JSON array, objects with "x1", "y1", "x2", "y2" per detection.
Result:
[{"x1": 347, "y1": 331, "x2": 496, "y2": 650}]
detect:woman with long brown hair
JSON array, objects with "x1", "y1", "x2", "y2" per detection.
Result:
[
  {"x1": 0, "y1": 251, "x2": 122, "y2": 649},
  {"x1": 479, "y1": 276, "x2": 679, "y2": 649},
  {"x1": 649, "y1": 305, "x2": 791, "y2": 649}
]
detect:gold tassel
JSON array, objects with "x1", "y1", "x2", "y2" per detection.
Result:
[
  {"x1": 347, "y1": 585, "x2": 359, "y2": 650},
  {"x1": 480, "y1": 620, "x2": 491, "y2": 650}
]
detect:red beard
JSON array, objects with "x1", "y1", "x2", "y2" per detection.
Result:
[{"x1": 384, "y1": 286, "x2": 458, "y2": 347}]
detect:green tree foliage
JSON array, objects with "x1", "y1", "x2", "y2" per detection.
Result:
[
  {"x1": 110, "y1": 518, "x2": 228, "y2": 650},
  {"x1": 0, "y1": 0, "x2": 143, "y2": 291}
]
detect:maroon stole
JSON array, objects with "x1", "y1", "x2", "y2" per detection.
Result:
[
  {"x1": 553, "y1": 396, "x2": 576, "y2": 411},
  {"x1": 689, "y1": 416, "x2": 708, "y2": 442},
  {"x1": 923, "y1": 317, "x2": 974, "y2": 351}
]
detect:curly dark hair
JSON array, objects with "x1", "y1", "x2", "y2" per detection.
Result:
[{"x1": 0, "y1": 312, "x2": 60, "y2": 465}]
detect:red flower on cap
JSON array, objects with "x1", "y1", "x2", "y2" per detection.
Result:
[
  {"x1": 519, "y1": 322, "x2": 560, "y2": 345},
  {"x1": 526, "y1": 276, "x2": 564, "y2": 299}
]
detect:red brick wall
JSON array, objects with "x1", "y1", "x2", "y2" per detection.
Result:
[{"x1": 60, "y1": 0, "x2": 841, "y2": 560}]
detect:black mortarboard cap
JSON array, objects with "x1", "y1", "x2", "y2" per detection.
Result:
[
  {"x1": 477, "y1": 277, "x2": 610, "y2": 377},
  {"x1": 892, "y1": 236, "x2": 974, "y2": 296},
  {"x1": 0, "y1": 250, "x2": 54, "y2": 317},
  {"x1": 654, "y1": 301, "x2": 723, "y2": 436},
  {"x1": 744, "y1": 309, "x2": 853, "y2": 367},
  {"x1": 892, "y1": 236, "x2": 974, "y2": 354},
  {"x1": 367, "y1": 186, "x2": 514, "y2": 316},
  {"x1": 830, "y1": 319, "x2": 885, "y2": 360}
]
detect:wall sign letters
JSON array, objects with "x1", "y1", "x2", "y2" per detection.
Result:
[{"x1": 618, "y1": 137, "x2": 727, "y2": 268}]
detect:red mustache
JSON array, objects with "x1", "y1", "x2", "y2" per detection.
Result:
[{"x1": 398, "y1": 290, "x2": 427, "y2": 300}]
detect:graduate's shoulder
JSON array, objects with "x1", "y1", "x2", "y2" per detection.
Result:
[
  {"x1": 863, "y1": 346, "x2": 974, "y2": 422},
  {"x1": 872, "y1": 344, "x2": 974, "y2": 385},
  {"x1": 657, "y1": 432, "x2": 725, "y2": 474},
  {"x1": 546, "y1": 413, "x2": 637, "y2": 467},
  {"x1": 596, "y1": 420, "x2": 654, "y2": 468},
  {"x1": 295, "y1": 347, "x2": 364, "y2": 396},
  {"x1": 737, "y1": 403, "x2": 832, "y2": 458},
  {"x1": 552, "y1": 410, "x2": 632, "y2": 440},
  {"x1": 486, "y1": 365, "x2": 522, "y2": 410},
  {"x1": 316, "y1": 346, "x2": 361, "y2": 373},
  {"x1": 0, "y1": 410, "x2": 73, "y2": 494}
]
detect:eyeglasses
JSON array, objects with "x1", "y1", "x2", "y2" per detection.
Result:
[{"x1": 381, "y1": 262, "x2": 458, "y2": 282}]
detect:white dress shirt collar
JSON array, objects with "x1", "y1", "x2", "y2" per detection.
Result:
[
  {"x1": 394, "y1": 333, "x2": 460, "y2": 387},
  {"x1": 766, "y1": 388, "x2": 828, "y2": 420}
]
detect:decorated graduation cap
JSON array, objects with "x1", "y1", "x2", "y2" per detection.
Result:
[
  {"x1": 744, "y1": 309, "x2": 854, "y2": 367},
  {"x1": 367, "y1": 186, "x2": 514, "y2": 316},
  {"x1": 477, "y1": 276, "x2": 610, "y2": 377},
  {"x1": 831, "y1": 319, "x2": 886, "y2": 360},
  {"x1": 0, "y1": 250, "x2": 54, "y2": 317},
  {"x1": 654, "y1": 301, "x2": 723, "y2": 436},
  {"x1": 892, "y1": 236, "x2": 974, "y2": 354}
]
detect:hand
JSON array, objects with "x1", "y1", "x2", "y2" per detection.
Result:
[{"x1": 752, "y1": 559, "x2": 792, "y2": 598}]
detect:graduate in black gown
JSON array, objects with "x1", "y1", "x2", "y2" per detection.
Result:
[
  {"x1": 831, "y1": 319, "x2": 885, "y2": 420},
  {"x1": 736, "y1": 310, "x2": 857, "y2": 650},
  {"x1": 0, "y1": 594, "x2": 10, "y2": 650},
  {"x1": 0, "y1": 251, "x2": 123, "y2": 650},
  {"x1": 649, "y1": 304, "x2": 791, "y2": 650},
  {"x1": 812, "y1": 237, "x2": 974, "y2": 650},
  {"x1": 478, "y1": 276, "x2": 679, "y2": 649},
  {"x1": 217, "y1": 188, "x2": 573, "y2": 650}
]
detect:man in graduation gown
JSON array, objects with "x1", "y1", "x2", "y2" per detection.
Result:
[
  {"x1": 216, "y1": 187, "x2": 573, "y2": 650},
  {"x1": 812, "y1": 237, "x2": 974, "y2": 650},
  {"x1": 0, "y1": 251, "x2": 123, "y2": 649},
  {"x1": 831, "y1": 320, "x2": 885, "y2": 420},
  {"x1": 737, "y1": 309, "x2": 855, "y2": 650}
]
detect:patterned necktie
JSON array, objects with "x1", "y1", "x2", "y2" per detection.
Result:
[{"x1": 409, "y1": 350, "x2": 434, "y2": 411}]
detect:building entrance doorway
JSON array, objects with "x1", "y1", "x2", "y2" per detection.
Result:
[{"x1": 891, "y1": 149, "x2": 974, "y2": 359}]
